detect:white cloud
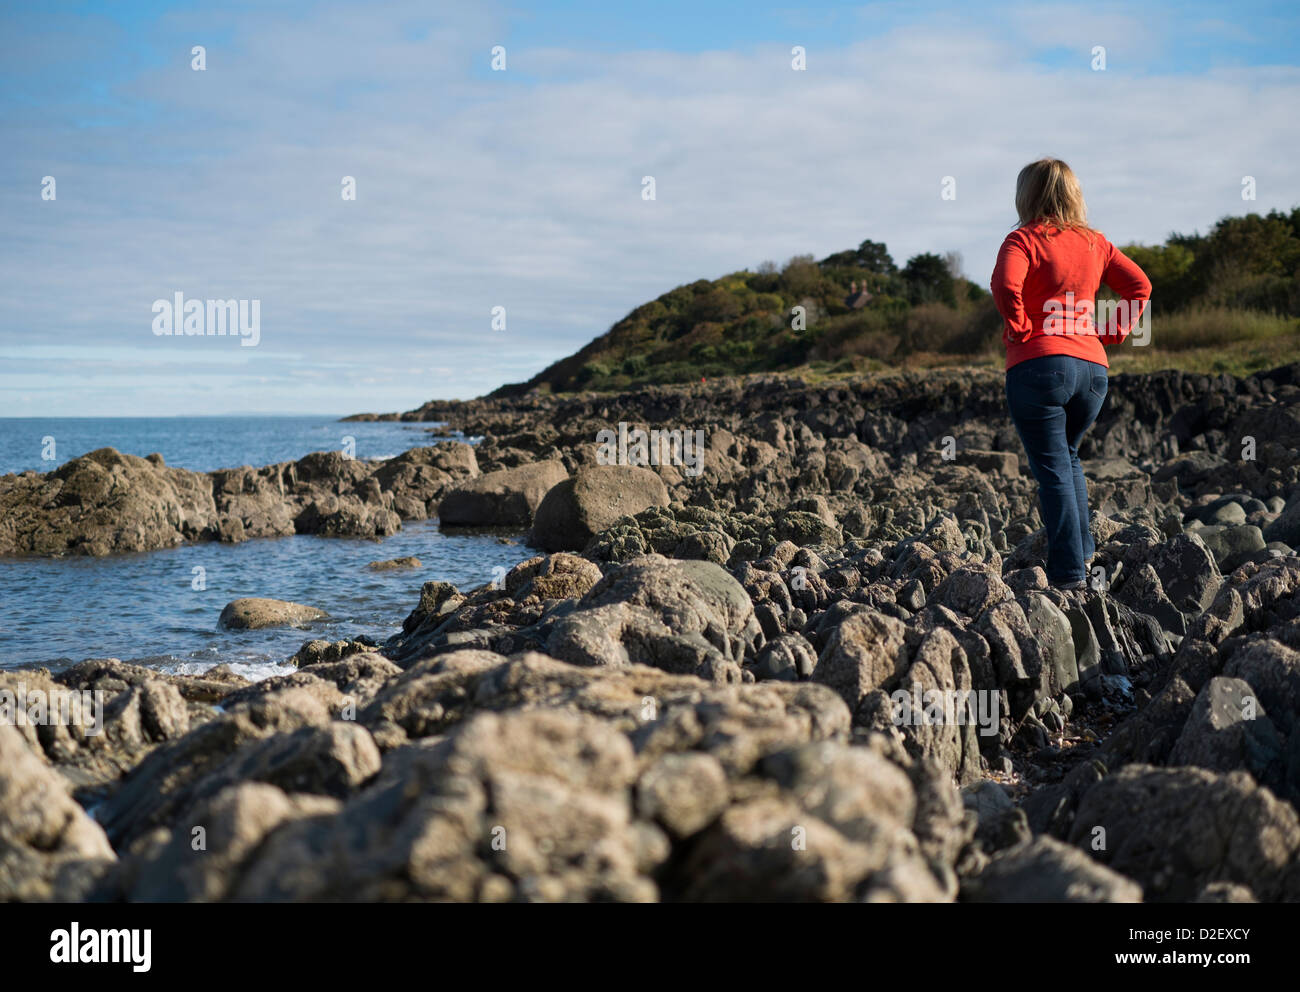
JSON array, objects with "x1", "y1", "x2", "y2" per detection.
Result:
[{"x1": 1, "y1": 0, "x2": 1297, "y2": 416}]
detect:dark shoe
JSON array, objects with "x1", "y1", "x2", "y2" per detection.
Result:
[{"x1": 1052, "y1": 579, "x2": 1086, "y2": 591}]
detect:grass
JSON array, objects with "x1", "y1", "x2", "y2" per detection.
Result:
[
  {"x1": 1108, "y1": 332, "x2": 1300, "y2": 377},
  {"x1": 1141, "y1": 306, "x2": 1298, "y2": 351},
  {"x1": 804, "y1": 308, "x2": 1300, "y2": 382},
  {"x1": 552, "y1": 308, "x2": 1300, "y2": 393},
  {"x1": 1107, "y1": 306, "x2": 1299, "y2": 376}
]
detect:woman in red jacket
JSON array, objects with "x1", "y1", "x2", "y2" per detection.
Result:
[{"x1": 991, "y1": 159, "x2": 1151, "y2": 590}]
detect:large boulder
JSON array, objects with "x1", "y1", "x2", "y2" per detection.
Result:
[
  {"x1": 579, "y1": 556, "x2": 761, "y2": 656},
  {"x1": 95, "y1": 687, "x2": 337, "y2": 846},
  {"x1": 1168, "y1": 676, "x2": 1284, "y2": 783},
  {"x1": 1144, "y1": 533, "x2": 1222, "y2": 614},
  {"x1": 504, "y1": 553, "x2": 603, "y2": 601},
  {"x1": 812, "y1": 610, "x2": 910, "y2": 712},
  {"x1": 438, "y1": 460, "x2": 568, "y2": 527},
  {"x1": 0, "y1": 439, "x2": 494, "y2": 557},
  {"x1": 677, "y1": 741, "x2": 955, "y2": 902},
  {"x1": 1115, "y1": 563, "x2": 1186, "y2": 635},
  {"x1": 218, "y1": 598, "x2": 327, "y2": 630},
  {"x1": 1201, "y1": 525, "x2": 1267, "y2": 574},
  {"x1": 532, "y1": 465, "x2": 669, "y2": 552},
  {"x1": 963, "y1": 836, "x2": 1142, "y2": 902},
  {"x1": 1263, "y1": 489, "x2": 1300, "y2": 546},
  {"x1": 1021, "y1": 593, "x2": 1079, "y2": 696},
  {"x1": 358, "y1": 651, "x2": 852, "y2": 770},
  {"x1": 0, "y1": 448, "x2": 216, "y2": 556},
  {"x1": 371, "y1": 442, "x2": 480, "y2": 513},
  {"x1": 0, "y1": 724, "x2": 116, "y2": 900},
  {"x1": 1068, "y1": 764, "x2": 1300, "y2": 902},
  {"x1": 227, "y1": 709, "x2": 654, "y2": 902},
  {"x1": 932, "y1": 565, "x2": 1013, "y2": 618},
  {"x1": 546, "y1": 556, "x2": 762, "y2": 678},
  {"x1": 121, "y1": 782, "x2": 341, "y2": 902},
  {"x1": 636, "y1": 753, "x2": 730, "y2": 839}
]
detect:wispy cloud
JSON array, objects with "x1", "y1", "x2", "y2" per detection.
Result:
[{"x1": 1, "y1": 0, "x2": 1297, "y2": 415}]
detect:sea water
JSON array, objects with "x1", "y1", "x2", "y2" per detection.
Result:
[{"x1": 0, "y1": 417, "x2": 529, "y2": 678}]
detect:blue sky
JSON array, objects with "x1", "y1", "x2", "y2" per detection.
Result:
[{"x1": 2, "y1": 0, "x2": 1298, "y2": 416}]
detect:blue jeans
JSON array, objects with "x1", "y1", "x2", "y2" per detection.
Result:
[{"x1": 1005, "y1": 355, "x2": 1108, "y2": 585}]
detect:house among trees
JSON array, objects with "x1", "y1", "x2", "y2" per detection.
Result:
[{"x1": 845, "y1": 280, "x2": 873, "y2": 309}]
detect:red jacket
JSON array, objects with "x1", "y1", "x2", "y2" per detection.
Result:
[{"x1": 991, "y1": 223, "x2": 1151, "y2": 370}]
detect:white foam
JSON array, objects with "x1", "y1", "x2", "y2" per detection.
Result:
[{"x1": 164, "y1": 657, "x2": 297, "y2": 683}]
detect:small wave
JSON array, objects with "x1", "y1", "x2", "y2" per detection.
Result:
[
  {"x1": 154, "y1": 654, "x2": 297, "y2": 683},
  {"x1": 183, "y1": 659, "x2": 295, "y2": 682}
]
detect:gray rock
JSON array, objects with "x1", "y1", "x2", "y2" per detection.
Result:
[
  {"x1": 812, "y1": 610, "x2": 910, "y2": 711},
  {"x1": 932, "y1": 565, "x2": 1013, "y2": 618},
  {"x1": 532, "y1": 465, "x2": 669, "y2": 552},
  {"x1": 636, "y1": 753, "x2": 729, "y2": 838},
  {"x1": 0, "y1": 447, "x2": 217, "y2": 556},
  {"x1": 505, "y1": 552, "x2": 603, "y2": 601},
  {"x1": 1084, "y1": 457, "x2": 1143, "y2": 480},
  {"x1": 772, "y1": 509, "x2": 844, "y2": 548},
  {"x1": 1062, "y1": 604, "x2": 1102, "y2": 697},
  {"x1": 1169, "y1": 676, "x2": 1282, "y2": 783},
  {"x1": 1263, "y1": 489, "x2": 1300, "y2": 546},
  {"x1": 961, "y1": 779, "x2": 1013, "y2": 822},
  {"x1": 1206, "y1": 501, "x2": 1248, "y2": 526},
  {"x1": 1004, "y1": 566, "x2": 1048, "y2": 594},
  {"x1": 367, "y1": 556, "x2": 421, "y2": 571},
  {"x1": 218, "y1": 598, "x2": 327, "y2": 630},
  {"x1": 961, "y1": 780, "x2": 1030, "y2": 854},
  {"x1": 752, "y1": 634, "x2": 818, "y2": 681},
  {"x1": 1223, "y1": 638, "x2": 1300, "y2": 740},
  {"x1": 121, "y1": 782, "x2": 341, "y2": 901},
  {"x1": 962, "y1": 449, "x2": 1019, "y2": 477},
  {"x1": 0, "y1": 724, "x2": 116, "y2": 900},
  {"x1": 1145, "y1": 533, "x2": 1221, "y2": 614},
  {"x1": 898, "y1": 578, "x2": 927, "y2": 611},
  {"x1": 975, "y1": 600, "x2": 1049, "y2": 713},
  {"x1": 1068, "y1": 764, "x2": 1300, "y2": 902},
  {"x1": 1022, "y1": 759, "x2": 1106, "y2": 839},
  {"x1": 963, "y1": 836, "x2": 1142, "y2": 902},
  {"x1": 1023, "y1": 592, "x2": 1079, "y2": 695},
  {"x1": 290, "y1": 638, "x2": 375, "y2": 668},
  {"x1": 1115, "y1": 563, "x2": 1187, "y2": 635},
  {"x1": 1201, "y1": 525, "x2": 1266, "y2": 574},
  {"x1": 95, "y1": 687, "x2": 337, "y2": 847},
  {"x1": 438, "y1": 459, "x2": 568, "y2": 527}
]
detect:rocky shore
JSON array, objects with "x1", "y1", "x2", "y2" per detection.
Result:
[
  {"x1": 0, "y1": 441, "x2": 483, "y2": 556},
  {"x1": 4, "y1": 361, "x2": 1300, "y2": 902}
]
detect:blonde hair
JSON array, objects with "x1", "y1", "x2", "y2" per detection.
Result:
[{"x1": 1015, "y1": 158, "x2": 1095, "y2": 243}]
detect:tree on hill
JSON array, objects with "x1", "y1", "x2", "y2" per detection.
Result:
[
  {"x1": 901, "y1": 252, "x2": 957, "y2": 306},
  {"x1": 819, "y1": 239, "x2": 897, "y2": 275}
]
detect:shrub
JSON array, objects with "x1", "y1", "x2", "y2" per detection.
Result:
[
  {"x1": 901, "y1": 302, "x2": 967, "y2": 352},
  {"x1": 689, "y1": 287, "x2": 742, "y2": 323},
  {"x1": 781, "y1": 254, "x2": 822, "y2": 297}
]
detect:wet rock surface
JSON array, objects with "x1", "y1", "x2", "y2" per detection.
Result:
[
  {"x1": 4, "y1": 361, "x2": 1300, "y2": 900},
  {"x1": 218, "y1": 598, "x2": 328, "y2": 630},
  {"x1": 0, "y1": 443, "x2": 481, "y2": 555},
  {"x1": 438, "y1": 459, "x2": 568, "y2": 528}
]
